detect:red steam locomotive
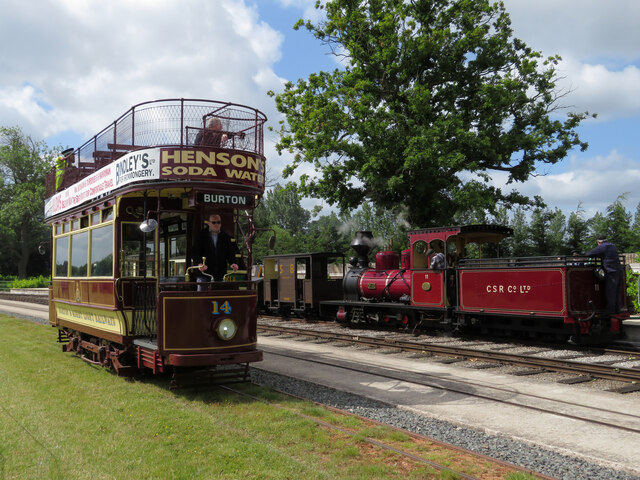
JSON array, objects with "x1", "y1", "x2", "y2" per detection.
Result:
[{"x1": 316, "y1": 225, "x2": 630, "y2": 343}]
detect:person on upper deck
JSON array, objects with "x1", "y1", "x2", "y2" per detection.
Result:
[
  {"x1": 586, "y1": 234, "x2": 623, "y2": 315},
  {"x1": 194, "y1": 117, "x2": 228, "y2": 147}
]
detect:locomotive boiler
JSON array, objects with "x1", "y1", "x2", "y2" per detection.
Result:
[{"x1": 342, "y1": 231, "x2": 412, "y2": 303}]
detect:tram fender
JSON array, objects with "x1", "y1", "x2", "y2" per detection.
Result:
[{"x1": 168, "y1": 350, "x2": 263, "y2": 367}]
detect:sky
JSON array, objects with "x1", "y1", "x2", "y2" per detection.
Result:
[{"x1": 1, "y1": 0, "x2": 639, "y2": 222}]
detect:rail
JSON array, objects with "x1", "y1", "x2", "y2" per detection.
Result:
[{"x1": 258, "y1": 323, "x2": 640, "y2": 385}]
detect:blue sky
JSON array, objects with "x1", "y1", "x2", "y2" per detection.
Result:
[{"x1": 1, "y1": 0, "x2": 639, "y2": 221}]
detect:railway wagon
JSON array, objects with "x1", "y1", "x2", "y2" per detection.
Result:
[
  {"x1": 44, "y1": 99, "x2": 266, "y2": 386},
  {"x1": 262, "y1": 252, "x2": 345, "y2": 317},
  {"x1": 321, "y1": 225, "x2": 629, "y2": 343}
]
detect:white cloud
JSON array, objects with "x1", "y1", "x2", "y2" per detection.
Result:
[
  {"x1": 555, "y1": 59, "x2": 640, "y2": 120},
  {"x1": 501, "y1": 1, "x2": 640, "y2": 121},
  {"x1": 0, "y1": 0, "x2": 287, "y2": 147},
  {"x1": 486, "y1": 150, "x2": 640, "y2": 217},
  {"x1": 2, "y1": 0, "x2": 639, "y2": 222},
  {"x1": 502, "y1": 0, "x2": 640, "y2": 63}
]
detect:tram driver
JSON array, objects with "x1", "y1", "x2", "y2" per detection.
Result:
[{"x1": 192, "y1": 213, "x2": 241, "y2": 287}]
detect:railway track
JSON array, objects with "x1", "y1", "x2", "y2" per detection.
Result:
[
  {"x1": 221, "y1": 384, "x2": 556, "y2": 480},
  {"x1": 258, "y1": 321, "x2": 640, "y2": 390},
  {"x1": 4, "y1": 293, "x2": 640, "y2": 476},
  {"x1": 4, "y1": 292, "x2": 639, "y2": 387},
  {"x1": 256, "y1": 329, "x2": 640, "y2": 476}
]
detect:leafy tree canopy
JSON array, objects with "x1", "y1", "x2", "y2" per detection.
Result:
[
  {"x1": 0, "y1": 126, "x2": 54, "y2": 277},
  {"x1": 269, "y1": 0, "x2": 592, "y2": 226}
]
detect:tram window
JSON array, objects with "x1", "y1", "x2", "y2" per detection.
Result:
[
  {"x1": 80, "y1": 216, "x2": 89, "y2": 229},
  {"x1": 91, "y1": 212, "x2": 101, "y2": 225},
  {"x1": 90, "y1": 224, "x2": 113, "y2": 276},
  {"x1": 121, "y1": 223, "x2": 156, "y2": 277},
  {"x1": 55, "y1": 236, "x2": 69, "y2": 277},
  {"x1": 103, "y1": 207, "x2": 113, "y2": 221},
  {"x1": 55, "y1": 224, "x2": 62, "y2": 235},
  {"x1": 72, "y1": 219, "x2": 80, "y2": 231},
  {"x1": 70, "y1": 231, "x2": 89, "y2": 277},
  {"x1": 159, "y1": 214, "x2": 187, "y2": 277},
  {"x1": 63, "y1": 222, "x2": 70, "y2": 233}
]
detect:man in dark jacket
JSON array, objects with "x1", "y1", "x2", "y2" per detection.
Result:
[
  {"x1": 586, "y1": 234, "x2": 623, "y2": 314},
  {"x1": 194, "y1": 117, "x2": 227, "y2": 147},
  {"x1": 192, "y1": 214, "x2": 240, "y2": 284}
]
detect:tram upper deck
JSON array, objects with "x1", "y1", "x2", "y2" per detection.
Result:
[{"x1": 44, "y1": 98, "x2": 267, "y2": 219}]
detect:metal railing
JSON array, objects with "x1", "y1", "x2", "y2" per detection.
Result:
[
  {"x1": 131, "y1": 280, "x2": 157, "y2": 337},
  {"x1": 458, "y1": 255, "x2": 617, "y2": 269},
  {"x1": 46, "y1": 98, "x2": 267, "y2": 197}
]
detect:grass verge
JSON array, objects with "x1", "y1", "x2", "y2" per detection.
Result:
[{"x1": 0, "y1": 314, "x2": 538, "y2": 480}]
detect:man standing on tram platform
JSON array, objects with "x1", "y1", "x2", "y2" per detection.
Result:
[
  {"x1": 586, "y1": 234, "x2": 623, "y2": 315},
  {"x1": 192, "y1": 213, "x2": 240, "y2": 284}
]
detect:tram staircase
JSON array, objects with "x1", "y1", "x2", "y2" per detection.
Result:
[{"x1": 130, "y1": 281, "x2": 163, "y2": 372}]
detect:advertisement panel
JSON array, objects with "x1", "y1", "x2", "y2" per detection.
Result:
[
  {"x1": 44, "y1": 148, "x2": 161, "y2": 218},
  {"x1": 160, "y1": 148, "x2": 265, "y2": 190},
  {"x1": 44, "y1": 146, "x2": 265, "y2": 219}
]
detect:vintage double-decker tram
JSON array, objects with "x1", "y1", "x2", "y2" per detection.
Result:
[{"x1": 44, "y1": 99, "x2": 266, "y2": 386}]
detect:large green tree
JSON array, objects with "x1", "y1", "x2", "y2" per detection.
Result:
[
  {"x1": 270, "y1": 0, "x2": 591, "y2": 226},
  {"x1": 604, "y1": 195, "x2": 635, "y2": 252},
  {"x1": 0, "y1": 126, "x2": 53, "y2": 277},
  {"x1": 566, "y1": 203, "x2": 589, "y2": 254}
]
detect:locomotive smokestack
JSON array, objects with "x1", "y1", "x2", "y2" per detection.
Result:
[{"x1": 351, "y1": 231, "x2": 374, "y2": 268}]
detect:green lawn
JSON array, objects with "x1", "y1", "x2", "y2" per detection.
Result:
[{"x1": 0, "y1": 315, "x2": 532, "y2": 480}]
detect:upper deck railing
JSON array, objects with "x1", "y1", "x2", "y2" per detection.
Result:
[{"x1": 45, "y1": 98, "x2": 267, "y2": 198}]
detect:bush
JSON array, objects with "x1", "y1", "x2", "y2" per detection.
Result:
[
  {"x1": 627, "y1": 270, "x2": 639, "y2": 313},
  {"x1": 7, "y1": 275, "x2": 51, "y2": 288}
]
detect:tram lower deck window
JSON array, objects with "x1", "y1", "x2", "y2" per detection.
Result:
[
  {"x1": 55, "y1": 236, "x2": 69, "y2": 277},
  {"x1": 70, "y1": 231, "x2": 89, "y2": 277},
  {"x1": 90, "y1": 224, "x2": 113, "y2": 276}
]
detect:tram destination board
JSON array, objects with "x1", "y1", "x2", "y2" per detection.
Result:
[{"x1": 197, "y1": 192, "x2": 254, "y2": 207}]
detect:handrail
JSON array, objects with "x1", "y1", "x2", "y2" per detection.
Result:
[{"x1": 46, "y1": 98, "x2": 267, "y2": 197}]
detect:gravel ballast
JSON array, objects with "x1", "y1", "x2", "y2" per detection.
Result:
[{"x1": 251, "y1": 368, "x2": 640, "y2": 480}]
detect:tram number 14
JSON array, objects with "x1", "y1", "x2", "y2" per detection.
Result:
[{"x1": 212, "y1": 300, "x2": 232, "y2": 315}]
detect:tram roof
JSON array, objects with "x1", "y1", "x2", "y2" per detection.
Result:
[{"x1": 408, "y1": 224, "x2": 513, "y2": 243}]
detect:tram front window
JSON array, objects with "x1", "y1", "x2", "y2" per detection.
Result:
[
  {"x1": 159, "y1": 214, "x2": 188, "y2": 279},
  {"x1": 121, "y1": 223, "x2": 156, "y2": 277}
]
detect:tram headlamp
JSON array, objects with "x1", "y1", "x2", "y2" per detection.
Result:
[{"x1": 217, "y1": 318, "x2": 237, "y2": 341}]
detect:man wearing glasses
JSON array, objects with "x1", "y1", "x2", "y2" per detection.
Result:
[{"x1": 192, "y1": 213, "x2": 240, "y2": 285}]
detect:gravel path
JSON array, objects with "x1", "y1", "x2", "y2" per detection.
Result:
[{"x1": 250, "y1": 368, "x2": 640, "y2": 480}]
